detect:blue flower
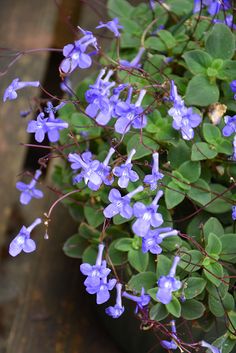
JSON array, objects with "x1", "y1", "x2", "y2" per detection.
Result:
[
  {"x1": 193, "y1": 0, "x2": 230, "y2": 15},
  {"x1": 214, "y1": 15, "x2": 236, "y2": 30},
  {"x1": 16, "y1": 169, "x2": 44, "y2": 205},
  {"x1": 96, "y1": 18, "x2": 123, "y2": 37},
  {"x1": 103, "y1": 185, "x2": 144, "y2": 219},
  {"x1": 105, "y1": 283, "x2": 124, "y2": 318},
  {"x1": 222, "y1": 115, "x2": 236, "y2": 137},
  {"x1": 3, "y1": 78, "x2": 40, "y2": 102},
  {"x1": 9, "y1": 218, "x2": 42, "y2": 257},
  {"x1": 168, "y1": 81, "x2": 201, "y2": 140},
  {"x1": 142, "y1": 228, "x2": 178, "y2": 255},
  {"x1": 119, "y1": 47, "x2": 145, "y2": 68},
  {"x1": 113, "y1": 149, "x2": 139, "y2": 188},
  {"x1": 114, "y1": 88, "x2": 147, "y2": 134},
  {"x1": 156, "y1": 256, "x2": 181, "y2": 304},
  {"x1": 96, "y1": 147, "x2": 116, "y2": 186},
  {"x1": 80, "y1": 244, "x2": 111, "y2": 288},
  {"x1": 60, "y1": 27, "x2": 98, "y2": 74},
  {"x1": 161, "y1": 320, "x2": 178, "y2": 350},
  {"x1": 132, "y1": 190, "x2": 164, "y2": 237},
  {"x1": 86, "y1": 276, "x2": 117, "y2": 305},
  {"x1": 230, "y1": 80, "x2": 236, "y2": 99},
  {"x1": 143, "y1": 152, "x2": 164, "y2": 191},
  {"x1": 123, "y1": 287, "x2": 150, "y2": 313},
  {"x1": 201, "y1": 340, "x2": 222, "y2": 353}
]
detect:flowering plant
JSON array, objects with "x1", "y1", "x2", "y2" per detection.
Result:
[{"x1": 4, "y1": 0, "x2": 236, "y2": 352}]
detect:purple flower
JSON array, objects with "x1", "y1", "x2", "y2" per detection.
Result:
[
  {"x1": 96, "y1": 147, "x2": 116, "y2": 186},
  {"x1": 60, "y1": 77, "x2": 73, "y2": 96},
  {"x1": 222, "y1": 115, "x2": 236, "y2": 137},
  {"x1": 9, "y1": 218, "x2": 41, "y2": 257},
  {"x1": 233, "y1": 135, "x2": 236, "y2": 161},
  {"x1": 27, "y1": 102, "x2": 68, "y2": 143},
  {"x1": 105, "y1": 283, "x2": 124, "y2": 318},
  {"x1": 80, "y1": 244, "x2": 111, "y2": 288},
  {"x1": 142, "y1": 228, "x2": 178, "y2": 255},
  {"x1": 201, "y1": 340, "x2": 222, "y2": 353},
  {"x1": 103, "y1": 185, "x2": 144, "y2": 219},
  {"x1": 60, "y1": 27, "x2": 98, "y2": 74},
  {"x1": 114, "y1": 88, "x2": 147, "y2": 134},
  {"x1": 68, "y1": 151, "x2": 101, "y2": 190},
  {"x1": 16, "y1": 169, "x2": 43, "y2": 205},
  {"x1": 193, "y1": 0, "x2": 230, "y2": 15},
  {"x1": 96, "y1": 18, "x2": 123, "y2": 37},
  {"x1": 119, "y1": 47, "x2": 145, "y2": 68},
  {"x1": 230, "y1": 80, "x2": 236, "y2": 99},
  {"x1": 85, "y1": 69, "x2": 115, "y2": 125},
  {"x1": 132, "y1": 190, "x2": 164, "y2": 237},
  {"x1": 156, "y1": 256, "x2": 181, "y2": 304},
  {"x1": 87, "y1": 276, "x2": 117, "y2": 305},
  {"x1": 143, "y1": 152, "x2": 164, "y2": 191},
  {"x1": 3, "y1": 78, "x2": 40, "y2": 102},
  {"x1": 214, "y1": 15, "x2": 236, "y2": 30},
  {"x1": 113, "y1": 149, "x2": 139, "y2": 188},
  {"x1": 168, "y1": 81, "x2": 201, "y2": 140},
  {"x1": 123, "y1": 287, "x2": 150, "y2": 313},
  {"x1": 161, "y1": 320, "x2": 178, "y2": 350}
]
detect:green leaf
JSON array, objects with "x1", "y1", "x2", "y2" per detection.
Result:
[
  {"x1": 203, "y1": 262, "x2": 223, "y2": 287},
  {"x1": 205, "y1": 24, "x2": 235, "y2": 60},
  {"x1": 203, "y1": 123, "x2": 222, "y2": 144},
  {"x1": 166, "y1": 297, "x2": 181, "y2": 318},
  {"x1": 210, "y1": 334, "x2": 236, "y2": 353},
  {"x1": 184, "y1": 277, "x2": 207, "y2": 299},
  {"x1": 185, "y1": 75, "x2": 219, "y2": 106},
  {"x1": 82, "y1": 245, "x2": 97, "y2": 264},
  {"x1": 108, "y1": 240, "x2": 127, "y2": 266},
  {"x1": 178, "y1": 161, "x2": 201, "y2": 182},
  {"x1": 227, "y1": 311, "x2": 236, "y2": 340},
  {"x1": 157, "y1": 30, "x2": 176, "y2": 49},
  {"x1": 79, "y1": 222, "x2": 100, "y2": 240},
  {"x1": 162, "y1": 236, "x2": 182, "y2": 252},
  {"x1": 181, "y1": 299, "x2": 205, "y2": 320},
  {"x1": 187, "y1": 179, "x2": 212, "y2": 206},
  {"x1": 191, "y1": 142, "x2": 218, "y2": 161},
  {"x1": 206, "y1": 233, "x2": 222, "y2": 255},
  {"x1": 183, "y1": 50, "x2": 212, "y2": 75},
  {"x1": 63, "y1": 234, "x2": 88, "y2": 258},
  {"x1": 168, "y1": 0, "x2": 193, "y2": 15},
  {"x1": 107, "y1": 0, "x2": 133, "y2": 18},
  {"x1": 209, "y1": 292, "x2": 235, "y2": 317},
  {"x1": 156, "y1": 254, "x2": 172, "y2": 278},
  {"x1": 203, "y1": 217, "x2": 224, "y2": 239},
  {"x1": 172, "y1": 170, "x2": 191, "y2": 191},
  {"x1": 126, "y1": 134, "x2": 159, "y2": 160},
  {"x1": 115, "y1": 238, "x2": 133, "y2": 252},
  {"x1": 145, "y1": 36, "x2": 166, "y2": 52},
  {"x1": 128, "y1": 272, "x2": 157, "y2": 292},
  {"x1": 217, "y1": 60, "x2": 236, "y2": 80},
  {"x1": 220, "y1": 234, "x2": 236, "y2": 263},
  {"x1": 128, "y1": 248, "x2": 149, "y2": 272},
  {"x1": 113, "y1": 214, "x2": 130, "y2": 225},
  {"x1": 84, "y1": 204, "x2": 104, "y2": 228},
  {"x1": 179, "y1": 250, "x2": 203, "y2": 272},
  {"x1": 168, "y1": 140, "x2": 191, "y2": 169},
  {"x1": 149, "y1": 303, "x2": 168, "y2": 321},
  {"x1": 165, "y1": 181, "x2": 185, "y2": 209},
  {"x1": 205, "y1": 184, "x2": 232, "y2": 214}
]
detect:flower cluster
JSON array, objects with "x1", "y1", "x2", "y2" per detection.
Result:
[{"x1": 168, "y1": 81, "x2": 202, "y2": 140}]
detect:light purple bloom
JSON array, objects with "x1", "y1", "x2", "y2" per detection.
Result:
[
  {"x1": 193, "y1": 0, "x2": 230, "y2": 15},
  {"x1": 80, "y1": 244, "x2": 111, "y2": 288},
  {"x1": 60, "y1": 27, "x2": 98, "y2": 74},
  {"x1": 103, "y1": 185, "x2": 144, "y2": 219},
  {"x1": 230, "y1": 80, "x2": 236, "y2": 99},
  {"x1": 105, "y1": 283, "x2": 124, "y2": 318},
  {"x1": 132, "y1": 190, "x2": 164, "y2": 237},
  {"x1": 168, "y1": 81, "x2": 201, "y2": 140},
  {"x1": 16, "y1": 169, "x2": 43, "y2": 205},
  {"x1": 87, "y1": 276, "x2": 117, "y2": 305},
  {"x1": 222, "y1": 115, "x2": 236, "y2": 137},
  {"x1": 143, "y1": 152, "x2": 164, "y2": 191},
  {"x1": 161, "y1": 320, "x2": 178, "y2": 350},
  {"x1": 156, "y1": 256, "x2": 181, "y2": 304},
  {"x1": 142, "y1": 228, "x2": 178, "y2": 255},
  {"x1": 3, "y1": 78, "x2": 40, "y2": 102},
  {"x1": 123, "y1": 287, "x2": 150, "y2": 313},
  {"x1": 201, "y1": 340, "x2": 222, "y2": 353},
  {"x1": 96, "y1": 147, "x2": 116, "y2": 186},
  {"x1": 9, "y1": 218, "x2": 41, "y2": 257},
  {"x1": 96, "y1": 18, "x2": 123, "y2": 37},
  {"x1": 113, "y1": 149, "x2": 139, "y2": 188},
  {"x1": 60, "y1": 77, "x2": 73, "y2": 96},
  {"x1": 119, "y1": 47, "x2": 145, "y2": 68}
]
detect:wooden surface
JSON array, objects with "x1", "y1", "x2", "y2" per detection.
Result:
[{"x1": 0, "y1": 1, "x2": 122, "y2": 352}]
